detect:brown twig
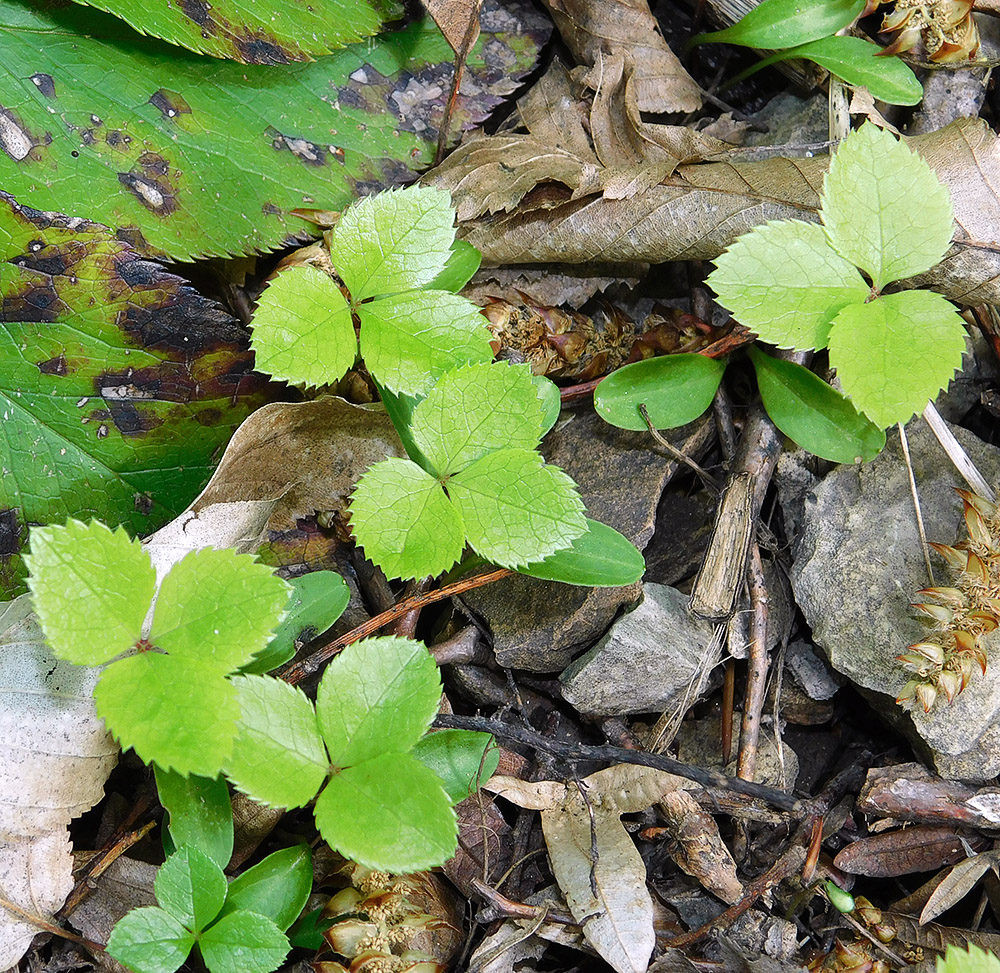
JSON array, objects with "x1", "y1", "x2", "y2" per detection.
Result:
[
  {"x1": 0, "y1": 891, "x2": 105, "y2": 954},
  {"x1": 277, "y1": 567, "x2": 512, "y2": 684},
  {"x1": 388, "y1": 576, "x2": 433, "y2": 638},
  {"x1": 433, "y1": 0, "x2": 484, "y2": 166},
  {"x1": 721, "y1": 660, "x2": 735, "y2": 765},
  {"x1": 469, "y1": 876, "x2": 577, "y2": 925},
  {"x1": 737, "y1": 544, "x2": 770, "y2": 781}
]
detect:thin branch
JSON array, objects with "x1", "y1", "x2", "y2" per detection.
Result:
[{"x1": 899, "y1": 421, "x2": 935, "y2": 586}]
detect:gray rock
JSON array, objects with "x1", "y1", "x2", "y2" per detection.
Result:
[
  {"x1": 787, "y1": 421, "x2": 1000, "y2": 780},
  {"x1": 560, "y1": 584, "x2": 716, "y2": 715},
  {"x1": 460, "y1": 411, "x2": 712, "y2": 671}
]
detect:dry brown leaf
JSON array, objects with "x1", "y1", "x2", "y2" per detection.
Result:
[
  {"x1": 833, "y1": 826, "x2": 985, "y2": 877},
  {"x1": 541, "y1": 0, "x2": 701, "y2": 113},
  {"x1": 449, "y1": 117, "x2": 1000, "y2": 308},
  {"x1": 919, "y1": 850, "x2": 1000, "y2": 924},
  {"x1": 515, "y1": 61, "x2": 598, "y2": 164},
  {"x1": 421, "y1": 0, "x2": 482, "y2": 53}
]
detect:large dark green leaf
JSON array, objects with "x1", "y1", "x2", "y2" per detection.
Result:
[
  {"x1": 0, "y1": 192, "x2": 268, "y2": 595},
  {"x1": 0, "y1": 0, "x2": 548, "y2": 260},
  {"x1": 690, "y1": 0, "x2": 864, "y2": 50},
  {"x1": 67, "y1": 0, "x2": 398, "y2": 64}
]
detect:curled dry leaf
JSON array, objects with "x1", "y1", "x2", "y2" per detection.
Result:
[{"x1": 920, "y1": 850, "x2": 1000, "y2": 924}]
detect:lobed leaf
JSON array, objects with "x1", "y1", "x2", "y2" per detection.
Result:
[
  {"x1": 748, "y1": 347, "x2": 885, "y2": 463},
  {"x1": 690, "y1": 0, "x2": 864, "y2": 50},
  {"x1": 411, "y1": 362, "x2": 543, "y2": 476},
  {"x1": 706, "y1": 221, "x2": 869, "y2": 350},
  {"x1": 348, "y1": 457, "x2": 465, "y2": 580},
  {"x1": 154, "y1": 847, "x2": 227, "y2": 932},
  {"x1": 64, "y1": 0, "x2": 393, "y2": 63},
  {"x1": 827, "y1": 290, "x2": 967, "y2": 428},
  {"x1": 331, "y1": 186, "x2": 457, "y2": 300},
  {"x1": 249, "y1": 267, "x2": 356, "y2": 390},
  {"x1": 95, "y1": 654, "x2": 239, "y2": 778},
  {"x1": 358, "y1": 290, "x2": 493, "y2": 396},
  {"x1": 448, "y1": 449, "x2": 587, "y2": 568},
  {"x1": 823, "y1": 123, "x2": 953, "y2": 290},
  {"x1": 224, "y1": 675, "x2": 329, "y2": 810},
  {"x1": 516, "y1": 518, "x2": 646, "y2": 587},
  {"x1": 196, "y1": 910, "x2": 289, "y2": 973},
  {"x1": 154, "y1": 767, "x2": 233, "y2": 870},
  {"x1": 149, "y1": 549, "x2": 290, "y2": 672},
  {"x1": 413, "y1": 729, "x2": 499, "y2": 804},
  {"x1": 313, "y1": 752, "x2": 456, "y2": 872},
  {"x1": 106, "y1": 906, "x2": 195, "y2": 973},
  {"x1": 316, "y1": 636, "x2": 442, "y2": 767},
  {"x1": 25, "y1": 519, "x2": 154, "y2": 666},
  {"x1": 217, "y1": 845, "x2": 313, "y2": 933}
]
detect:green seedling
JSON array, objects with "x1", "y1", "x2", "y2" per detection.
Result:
[
  {"x1": 106, "y1": 844, "x2": 312, "y2": 973},
  {"x1": 689, "y1": 0, "x2": 922, "y2": 105}
]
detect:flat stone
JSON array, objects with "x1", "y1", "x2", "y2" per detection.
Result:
[
  {"x1": 787, "y1": 421, "x2": 1000, "y2": 780},
  {"x1": 560, "y1": 584, "x2": 717, "y2": 715},
  {"x1": 460, "y1": 410, "x2": 711, "y2": 671}
]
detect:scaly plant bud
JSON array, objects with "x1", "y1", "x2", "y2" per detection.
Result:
[
  {"x1": 929, "y1": 542, "x2": 967, "y2": 572},
  {"x1": 915, "y1": 681, "x2": 939, "y2": 712},
  {"x1": 937, "y1": 668, "x2": 963, "y2": 703}
]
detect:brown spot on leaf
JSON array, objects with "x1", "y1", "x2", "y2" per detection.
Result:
[
  {"x1": 0, "y1": 510, "x2": 22, "y2": 557},
  {"x1": 267, "y1": 127, "x2": 327, "y2": 166},
  {"x1": 149, "y1": 89, "x2": 192, "y2": 120},
  {"x1": 108, "y1": 401, "x2": 161, "y2": 435},
  {"x1": 30, "y1": 73, "x2": 56, "y2": 98},
  {"x1": 118, "y1": 173, "x2": 177, "y2": 215},
  {"x1": 114, "y1": 257, "x2": 161, "y2": 288},
  {"x1": 195, "y1": 407, "x2": 223, "y2": 426},
  {"x1": 105, "y1": 130, "x2": 133, "y2": 150},
  {"x1": 261, "y1": 202, "x2": 281, "y2": 216},
  {"x1": 137, "y1": 151, "x2": 170, "y2": 176},
  {"x1": 11, "y1": 246, "x2": 69, "y2": 277},
  {"x1": 80, "y1": 129, "x2": 96, "y2": 147},
  {"x1": 234, "y1": 35, "x2": 290, "y2": 65},
  {"x1": 1, "y1": 279, "x2": 62, "y2": 322},
  {"x1": 0, "y1": 105, "x2": 36, "y2": 162},
  {"x1": 115, "y1": 226, "x2": 151, "y2": 252},
  {"x1": 179, "y1": 0, "x2": 211, "y2": 26},
  {"x1": 134, "y1": 493, "x2": 154, "y2": 515},
  {"x1": 37, "y1": 355, "x2": 68, "y2": 376}
]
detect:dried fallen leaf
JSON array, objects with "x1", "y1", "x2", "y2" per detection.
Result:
[
  {"x1": 421, "y1": 0, "x2": 482, "y2": 53},
  {"x1": 833, "y1": 826, "x2": 985, "y2": 877},
  {"x1": 920, "y1": 850, "x2": 1000, "y2": 924}
]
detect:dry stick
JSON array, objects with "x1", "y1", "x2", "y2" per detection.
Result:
[
  {"x1": 432, "y1": 0, "x2": 483, "y2": 167},
  {"x1": 469, "y1": 877, "x2": 576, "y2": 926},
  {"x1": 640, "y1": 404, "x2": 720, "y2": 491},
  {"x1": 436, "y1": 713, "x2": 803, "y2": 813},
  {"x1": 736, "y1": 544, "x2": 769, "y2": 781},
  {"x1": 922, "y1": 401, "x2": 995, "y2": 501},
  {"x1": 277, "y1": 567, "x2": 512, "y2": 684},
  {"x1": 388, "y1": 576, "x2": 433, "y2": 639},
  {"x1": 0, "y1": 892, "x2": 106, "y2": 954},
  {"x1": 721, "y1": 661, "x2": 735, "y2": 764},
  {"x1": 898, "y1": 421, "x2": 936, "y2": 587}
]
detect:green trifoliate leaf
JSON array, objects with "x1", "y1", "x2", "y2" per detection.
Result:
[
  {"x1": 425, "y1": 240, "x2": 482, "y2": 293},
  {"x1": 242, "y1": 570, "x2": 350, "y2": 675},
  {"x1": 317, "y1": 636, "x2": 442, "y2": 767},
  {"x1": 95, "y1": 654, "x2": 239, "y2": 777},
  {"x1": 25, "y1": 519, "x2": 154, "y2": 665},
  {"x1": 707, "y1": 221, "x2": 870, "y2": 350},
  {"x1": 155, "y1": 767, "x2": 233, "y2": 869},
  {"x1": 937, "y1": 945, "x2": 1000, "y2": 973},
  {"x1": 358, "y1": 290, "x2": 493, "y2": 396},
  {"x1": 411, "y1": 362, "x2": 543, "y2": 476},
  {"x1": 218, "y1": 845, "x2": 313, "y2": 933},
  {"x1": 331, "y1": 186, "x2": 456, "y2": 300},
  {"x1": 448, "y1": 449, "x2": 587, "y2": 568},
  {"x1": 348, "y1": 457, "x2": 465, "y2": 580},
  {"x1": 197, "y1": 911, "x2": 289, "y2": 973},
  {"x1": 533, "y1": 375, "x2": 562, "y2": 437},
  {"x1": 249, "y1": 267, "x2": 356, "y2": 389},
  {"x1": 690, "y1": 0, "x2": 863, "y2": 49},
  {"x1": 150, "y1": 549, "x2": 290, "y2": 673},
  {"x1": 413, "y1": 729, "x2": 499, "y2": 804},
  {"x1": 106, "y1": 906, "x2": 195, "y2": 973},
  {"x1": 155, "y1": 847, "x2": 227, "y2": 932},
  {"x1": 224, "y1": 675, "x2": 329, "y2": 810},
  {"x1": 517, "y1": 519, "x2": 646, "y2": 587},
  {"x1": 822, "y1": 123, "x2": 954, "y2": 291},
  {"x1": 748, "y1": 346, "x2": 885, "y2": 463},
  {"x1": 827, "y1": 290, "x2": 967, "y2": 428},
  {"x1": 594, "y1": 353, "x2": 726, "y2": 430},
  {"x1": 314, "y1": 752, "x2": 456, "y2": 871}
]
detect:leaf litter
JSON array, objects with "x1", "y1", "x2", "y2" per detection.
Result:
[{"x1": 10, "y1": 0, "x2": 1000, "y2": 972}]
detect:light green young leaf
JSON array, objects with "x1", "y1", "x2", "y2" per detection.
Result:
[
  {"x1": 25, "y1": 519, "x2": 154, "y2": 665},
  {"x1": 316, "y1": 635, "x2": 442, "y2": 767},
  {"x1": 516, "y1": 519, "x2": 646, "y2": 587},
  {"x1": 448, "y1": 449, "x2": 587, "y2": 568},
  {"x1": 533, "y1": 375, "x2": 562, "y2": 437},
  {"x1": 249, "y1": 266, "x2": 356, "y2": 390},
  {"x1": 411, "y1": 362, "x2": 543, "y2": 476},
  {"x1": 155, "y1": 767, "x2": 233, "y2": 870},
  {"x1": 155, "y1": 847, "x2": 227, "y2": 932},
  {"x1": 689, "y1": 0, "x2": 863, "y2": 49},
  {"x1": 348, "y1": 457, "x2": 465, "y2": 580},
  {"x1": 413, "y1": 729, "x2": 499, "y2": 803},
  {"x1": 706, "y1": 221, "x2": 869, "y2": 350},
  {"x1": 314, "y1": 752, "x2": 456, "y2": 871},
  {"x1": 828, "y1": 289, "x2": 967, "y2": 428},
  {"x1": 331, "y1": 186, "x2": 456, "y2": 300},
  {"x1": 95, "y1": 654, "x2": 239, "y2": 778},
  {"x1": 224, "y1": 675, "x2": 329, "y2": 810},
  {"x1": 425, "y1": 240, "x2": 482, "y2": 294},
  {"x1": 242, "y1": 570, "x2": 350, "y2": 675},
  {"x1": 748, "y1": 346, "x2": 885, "y2": 463},
  {"x1": 594, "y1": 353, "x2": 726, "y2": 430},
  {"x1": 822, "y1": 123, "x2": 954, "y2": 290},
  {"x1": 106, "y1": 906, "x2": 195, "y2": 973},
  {"x1": 937, "y1": 944, "x2": 1000, "y2": 973},
  {"x1": 359, "y1": 290, "x2": 493, "y2": 396},
  {"x1": 197, "y1": 910, "x2": 288, "y2": 973},
  {"x1": 150, "y1": 549, "x2": 291, "y2": 673},
  {"x1": 218, "y1": 845, "x2": 312, "y2": 933}
]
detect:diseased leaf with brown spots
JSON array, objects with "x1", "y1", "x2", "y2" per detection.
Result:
[
  {"x1": 65, "y1": 0, "x2": 400, "y2": 64},
  {"x1": 0, "y1": 192, "x2": 269, "y2": 596},
  {"x1": 0, "y1": 0, "x2": 549, "y2": 261}
]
